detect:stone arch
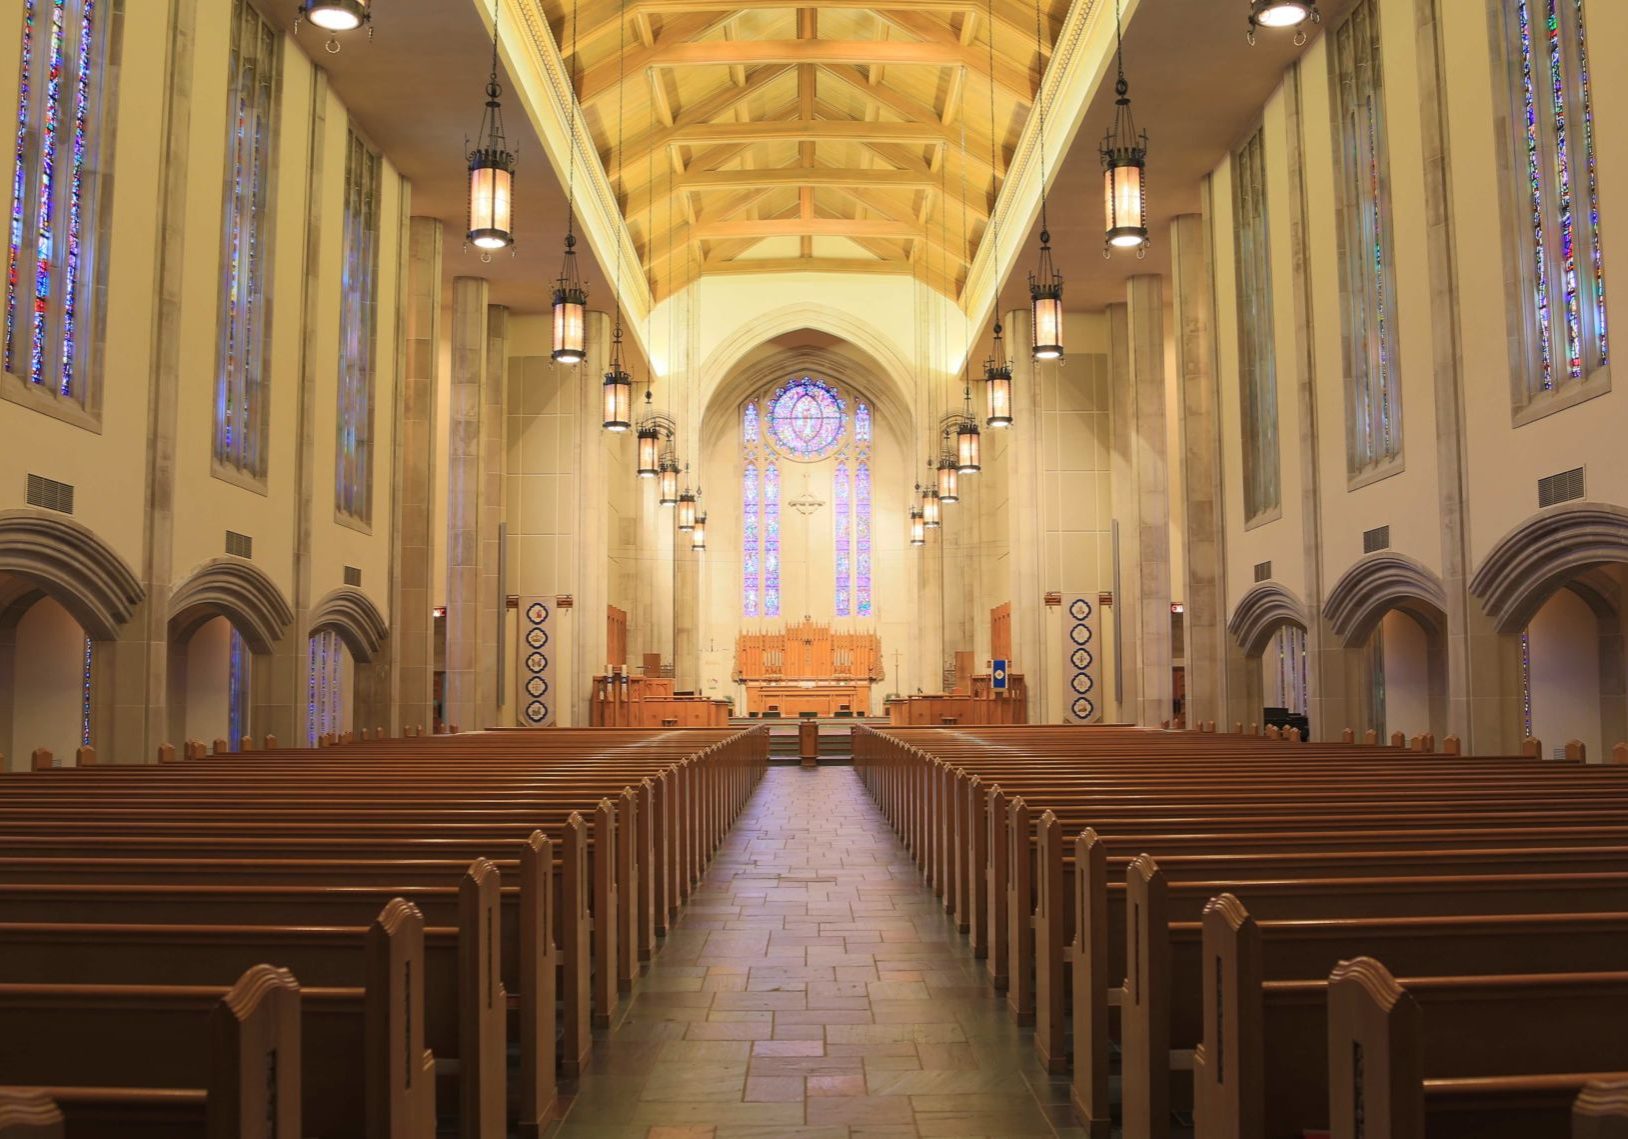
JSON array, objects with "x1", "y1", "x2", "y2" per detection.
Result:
[
  {"x1": 1226, "y1": 581, "x2": 1310, "y2": 659},
  {"x1": 697, "y1": 304, "x2": 919, "y2": 428},
  {"x1": 168, "y1": 558, "x2": 293, "y2": 654},
  {"x1": 701, "y1": 346, "x2": 911, "y2": 458},
  {"x1": 1323, "y1": 552, "x2": 1449, "y2": 647},
  {"x1": 308, "y1": 587, "x2": 389, "y2": 663},
  {"x1": 1470, "y1": 501, "x2": 1628, "y2": 633},
  {"x1": 0, "y1": 509, "x2": 143, "y2": 640}
]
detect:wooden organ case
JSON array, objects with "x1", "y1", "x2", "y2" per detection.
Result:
[{"x1": 734, "y1": 618, "x2": 883, "y2": 716}]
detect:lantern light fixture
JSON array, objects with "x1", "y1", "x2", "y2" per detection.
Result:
[
  {"x1": 936, "y1": 456, "x2": 960, "y2": 505},
  {"x1": 1101, "y1": 0, "x2": 1149, "y2": 256},
  {"x1": 658, "y1": 454, "x2": 680, "y2": 505},
  {"x1": 922, "y1": 486, "x2": 942, "y2": 529},
  {"x1": 601, "y1": 325, "x2": 633, "y2": 431},
  {"x1": 955, "y1": 386, "x2": 982, "y2": 474},
  {"x1": 984, "y1": 320, "x2": 1013, "y2": 427},
  {"x1": 552, "y1": 0, "x2": 588, "y2": 363},
  {"x1": 636, "y1": 391, "x2": 662, "y2": 478},
  {"x1": 466, "y1": 1, "x2": 515, "y2": 258},
  {"x1": 690, "y1": 511, "x2": 708, "y2": 552},
  {"x1": 677, "y1": 467, "x2": 697, "y2": 531},
  {"x1": 295, "y1": 0, "x2": 371, "y2": 51},
  {"x1": 909, "y1": 506, "x2": 926, "y2": 547},
  {"x1": 1247, "y1": 0, "x2": 1320, "y2": 44},
  {"x1": 1026, "y1": 0, "x2": 1065, "y2": 362}
]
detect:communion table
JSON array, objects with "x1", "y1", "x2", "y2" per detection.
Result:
[{"x1": 735, "y1": 618, "x2": 882, "y2": 717}]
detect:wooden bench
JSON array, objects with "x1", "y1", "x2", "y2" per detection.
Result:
[
  {"x1": 0, "y1": 964, "x2": 300, "y2": 1139},
  {"x1": 1327, "y1": 957, "x2": 1628, "y2": 1139}
]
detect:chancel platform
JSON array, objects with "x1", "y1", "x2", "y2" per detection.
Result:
[{"x1": 734, "y1": 619, "x2": 883, "y2": 717}]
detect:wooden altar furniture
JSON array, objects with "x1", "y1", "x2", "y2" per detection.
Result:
[
  {"x1": 590, "y1": 674, "x2": 730, "y2": 727},
  {"x1": 734, "y1": 619, "x2": 883, "y2": 716},
  {"x1": 885, "y1": 673, "x2": 1027, "y2": 726}
]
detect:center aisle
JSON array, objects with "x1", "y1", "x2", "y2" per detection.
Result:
[{"x1": 551, "y1": 764, "x2": 1087, "y2": 1138}]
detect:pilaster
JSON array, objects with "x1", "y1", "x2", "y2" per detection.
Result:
[
  {"x1": 444, "y1": 276, "x2": 490, "y2": 733},
  {"x1": 1126, "y1": 276, "x2": 1173, "y2": 727}
]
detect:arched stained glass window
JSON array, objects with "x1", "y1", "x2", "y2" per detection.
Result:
[
  {"x1": 741, "y1": 384, "x2": 873, "y2": 619},
  {"x1": 6, "y1": 0, "x2": 108, "y2": 406}
]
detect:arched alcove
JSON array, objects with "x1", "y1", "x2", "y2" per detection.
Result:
[
  {"x1": 677, "y1": 331, "x2": 924, "y2": 708},
  {"x1": 166, "y1": 559, "x2": 294, "y2": 749},
  {"x1": 1324, "y1": 553, "x2": 1449, "y2": 739}
]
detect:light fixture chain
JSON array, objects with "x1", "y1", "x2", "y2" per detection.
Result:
[
  {"x1": 1032, "y1": 0, "x2": 1049, "y2": 234},
  {"x1": 985, "y1": 0, "x2": 999, "y2": 257},
  {"x1": 612, "y1": 0, "x2": 626, "y2": 325},
  {"x1": 566, "y1": 0, "x2": 580, "y2": 240}
]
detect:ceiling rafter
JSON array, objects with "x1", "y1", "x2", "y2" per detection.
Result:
[
  {"x1": 605, "y1": 64, "x2": 797, "y2": 179},
  {"x1": 577, "y1": 11, "x2": 736, "y2": 102}
]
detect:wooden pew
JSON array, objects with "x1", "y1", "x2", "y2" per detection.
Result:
[
  {"x1": 0, "y1": 899, "x2": 434, "y2": 1138},
  {"x1": 1327, "y1": 957, "x2": 1628, "y2": 1139},
  {"x1": 1197, "y1": 895, "x2": 1628, "y2": 1139},
  {"x1": 0, "y1": 964, "x2": 300, "y2": 1139}
]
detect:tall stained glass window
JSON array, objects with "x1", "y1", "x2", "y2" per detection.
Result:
[
  {"x1": 1233, "y1": 129, "x2": 1280, "y2": 521},
  {"x1": 336, "y1": 128, "x2": 381, "y2": 521},
  {"x1": 1507, "y1": 0, "x2": 1607, "y2": 403},
  {"x1": 215, "y1": 0, "x2": 280, "y2": 478},
  {"x1": 307, "y1": 629, "x2": 344, "y2": 746},
  {"x1": 833, "y1": 461, "x2": 851, "y2": 617},
  {"x1": 6, "y1": 0, "x2": 107, "y2": 406},
  {"x1": 1332, "y1": 0, "x2": 1401, "y2": 475},
  {"x1": 740, "y1": 381, "x2": 875, "y2": 619},
  {"x1": 763, "y1": 461, "x2": 781, "y2": 617},
  {"x1": 227, "y1": 627, "x2": 248, "y2": 749},
  {"x1": 1269, "y1": 625, "x2": 1309, "y2": 716}
]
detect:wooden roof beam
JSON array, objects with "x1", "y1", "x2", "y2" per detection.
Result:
[
  {"x1": 648, "y1": 40, "x2": 966, "y2": 68},
  {"x1": 606, "y1": 65, "x2": 796, "y2": 179},
  {"x1": 694, "y1": 217, "x2": 927, "y2": 240}
]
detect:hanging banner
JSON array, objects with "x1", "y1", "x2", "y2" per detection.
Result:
[
  {"x1": 518, "y1": 597, "x2": 556, "y2": 727},
  {"x1": 1063, "y1": 596, "x2": 1099, "y2": 724}
]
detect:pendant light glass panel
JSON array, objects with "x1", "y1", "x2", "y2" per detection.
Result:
[
  {"x1": 602, "y1": 368, "x2": 631, "y2": 430},
  {"x1": 659, "y1": 460, "x2": 680, "y2": 505},
  {"x1": 690, "y1": 513, "x2": 708, "y2": 552},
  {"x1": 1251, "y1": 0, "x2": 1316, "y2": 29},
  {"x1": 1103, "y1": 159, "x2": 1146, "y2": 248},
  {"x1": 957, "y1": 421, "x2": 982, "y2": 474},
  {"x1": 552, "y1": 289, "x2": 586, "y2": 363},
  {"x1": 636, "y1": 426, "x2": 661, "y2": 477},
  {"x1": 468, "y1": 156, "x2": 514, "y2": 249},
  {"x1": 937, "y1": 459, "x2": 959, "y2": 504},
  {"x1": 909, "y1": 508, "x2": 926, "y2": 546},
  {"x1": 986, "y1": 367, "x2": 1012, "y2": 427},
  {"x1": 300, "y1": 0, "x2": 369, "y2": 31},
  {"x1": 1032, "y1": 288, "x2": 1064, "y2": 360},
  {"x1": 922, "y1": 488, "x2": 942, "y2": 528},
  {"x1": 677, "y1": 490, "x2": 696, "y2": 531}
]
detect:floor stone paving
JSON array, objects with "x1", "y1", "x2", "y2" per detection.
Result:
[{"x1": 549, "y1": 763, "x2": 1089, "y2": 1139}]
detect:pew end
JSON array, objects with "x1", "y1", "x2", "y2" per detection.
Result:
[
  {"x1": 0, "y1": 1090, "x2": 62, "y2": 1138},
  {"x1": 212, "y1": 964, "x2": 303, "y2": 1139},
  {"x1": 1576, "y1": 1080, "x2": 1628, "y2": 1139},
  {"x1": 1327, "y1": 957, "x2": 1422, "y2": 1139}
]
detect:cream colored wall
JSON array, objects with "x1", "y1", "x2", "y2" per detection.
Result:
[
  {"x1": 1378, "y1": 609, "x2": 1429, "y2": 739},
  {"x1": 182, "y1": 616, "x2": 233, "y2": 746},
  {"x1": 1528, "y1": 588, "x2": 1602, "y2": 761},
  {"x1": 1444, "y1": 0, "x2": 1628, "y2": 566},
  {"x1": 9, "y1": 596, "x2": 84, "y2": 767},
  {"x1": 0, "y1": 0, "x2": 163, "y2": 572}
]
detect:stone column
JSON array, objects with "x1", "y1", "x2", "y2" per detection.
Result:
[
  {"x1": 394, "y1": 218, "x2": 443, "y2": 735},
  {"x1": 479, "y1": 305, "x2": 508, "y2": 723},
  {"x1": 443, "y1": 277, "x2": 489, "y2": 733},
  {"x1": 1006, "y1": 308, "x2": 1046, "y2": 719},
  {"x1": 918, "y1": 497, "x2": 946, "y2": 693},
  {"x1": 1171, "y1": 213, "x2": 1227, "y2": 730},
  {"x1": 573, "y1": 312, "x2": 613, "y2": 724},
  {"x1": 1106, "y1": 302, "x2": 1139, "y2": 720},
  {"x1": 1126, "y1": 275, "x2": 1174, "y2": 727}
]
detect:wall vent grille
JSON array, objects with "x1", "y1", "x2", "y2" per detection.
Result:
[
  {"x1": 25, "y1": 474, "x2": 74, "y2": 515},
  {"x1": 343, "y1": 566, "x2": 362, "y2": 587},
  {"x1": 1538, "y1": 466, "x2": 1585, "y2": 508},
  {"x1": 1362, "y1": 525, "x2": 1391, "y2": 554},
  {"x1": 225, "y1": 531, "x2": 254, "y2": 559},
  {"x1": 1253, "y1": 560, "x2": 1272, "y2": 583}
]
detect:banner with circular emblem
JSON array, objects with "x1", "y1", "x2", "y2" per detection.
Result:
[
  {"x1": 518, "y1": 598, "x2": 555, "y2": 726},
  {"x1": 1064, "y1": 596, "x2": 1099, "y2": 723}
]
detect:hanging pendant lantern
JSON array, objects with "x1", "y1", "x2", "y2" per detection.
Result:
[
  {"x1": 937, "y1": 456, "x2": 960, "y2": 504},
  {"x1": 466, "y1": 8, "x2": 514, "y2": 257},
  {"x1": 1101, "y1": 2, "x2": 1149, "y2": 256},
  {"x1": 690, "y1": 511, "x2": 708, "y2": 552},
  {"x1": 1247, "y1": 0, "x2": 1319, "y2": 44},
  {"x1": 677, "y1": 484, "x2": 697, "y2": 531},
  {"x1": 658, "y1": 454, "x2": 680, "y2": 505},
  {"x1": 551, "y1": 235, "x2": 587, "y2": 364},
  {"x1": 956, "y1": 386, "x2": 982, "y2": 474},
  {"x1": 984, "y1": 321, "x2": 1013, "y2": 427},
  {"x1": 922, "y1": 486, "x2": 942, "y2": 529},
  {"x1": 909, "y1": 507, "x2": 926, "y2": 547},
  {"x1": 636, "y1": 426, "x2": 661, "y2": 478},
  {"x1": 296, "y1": 0, "x2": 371, "y2": 50},
  {"x1": 601, "y1": 325, "x2": 632, "y2": 430},
  {"x1": 1029, "y1": 233, "x2": 1065, "y2": 361}
]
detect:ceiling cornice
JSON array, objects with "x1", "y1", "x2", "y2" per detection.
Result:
[
  {"x1": 503, "y1": 0, "x2": 655, "y2": 351},
  {"x1": 959, "y1": 0, "x2": 1126, "y2": 330}
]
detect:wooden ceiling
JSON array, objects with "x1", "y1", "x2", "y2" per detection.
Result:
[{"x1": 546, "y1": 0, "x2": 1069, "y2": 301}]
